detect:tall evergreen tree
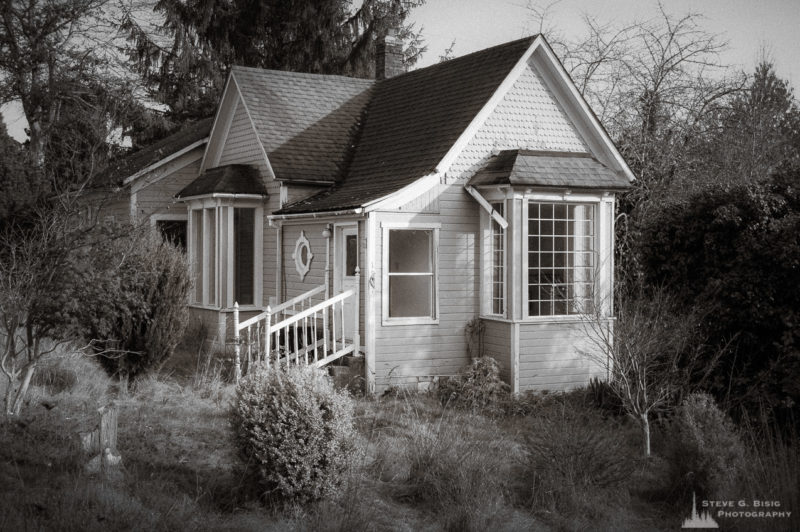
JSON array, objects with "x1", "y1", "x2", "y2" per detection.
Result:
[{"x1": 122, "y1": 0, "x2": 425, "y2": 131}]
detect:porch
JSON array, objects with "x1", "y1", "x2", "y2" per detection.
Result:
[{"x1": 231, "y1": 279, "x2": 361, "y2": 382}]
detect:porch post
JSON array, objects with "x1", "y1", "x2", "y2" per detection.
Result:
[
  {"x1": 233, "y1": 302, "x2": 241, "y2": 383},
  {"x1": 354, "y1": 266, "x2": 361, "y2": 354},
  {"x1": 323, "y1": 224, "x2": 332, "y2": 352}
]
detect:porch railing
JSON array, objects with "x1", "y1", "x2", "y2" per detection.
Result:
[{"x1": 232, "y1": 274, "x2": 360, "y2": 381}]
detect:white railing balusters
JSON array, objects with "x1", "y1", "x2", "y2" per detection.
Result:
[{"x1": 233, "y1": 287, "x2": 357, "y2": 378}]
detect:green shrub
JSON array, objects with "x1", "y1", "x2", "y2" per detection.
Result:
[
  {"x1": 63, "y1": 227, "x2": 192, "y2": 380},
  {"x1": 668, "y1": 393, "x2": 745, "y2": 500},
  {"x1": 231, "y1": 364, "x2": 356, "y2": 505},
  {"x1": 437, "y1": 356, "x2": 510, "y2": 414},
  {"x1": 405, "y1": 415, "x2": 509, "y2": 531},
  {"x1": 638, "y1": 169, "x2": 800, "y2": 421},
  {"x1": 523, "y1": 398, "x2": 633, "y2": 515}
]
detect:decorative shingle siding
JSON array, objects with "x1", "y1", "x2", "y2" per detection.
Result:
[
  {"x1": 448, "y1": 58, "x2": 588, "y2": 182},
  {"x1": 219, "y1": 101, "x2": 264, "y2": 166},
  {"x1": 517, "y1": 321, "x2": 607, "y2": 391},
  {"x1": 373, "y1": 184, "x2": 477, "y2": 388}
]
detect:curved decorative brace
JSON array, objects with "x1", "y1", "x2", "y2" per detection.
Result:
[{"x1": 292, "y1": 230, "x2": 314, "y2": 280}]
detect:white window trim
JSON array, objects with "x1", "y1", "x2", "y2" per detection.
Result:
[
  {"x1": 522, "y1": 196, "x2": 602, "y2": 321},
  {"x1": 187, "y1": 199, "x2": 263, "y2": 310},
  {"x1": 150, "y1": 212, "x2": 188, "y2": 226},
  {"x1": 489, "y1": 200, "x2": 507, "y2": 318},
  {"x1": 381, "y1": 222, "x2": 440, "y2": 326}
]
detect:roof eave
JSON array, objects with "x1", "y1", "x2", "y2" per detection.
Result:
[{"x1": 121, "y1": 138, "x2": 208, "y2": 186}]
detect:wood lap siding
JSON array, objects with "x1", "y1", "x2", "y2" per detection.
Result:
[
  {"x1": 281, "y1": 223, "x2": 328, "y2": 300},
  {"x1": 483, "y1": 319, "x2": 512, "y2": 382},
  {"x1": 135, "y1": 156, "x2": 201, "y2": 219},
  {"x1": 517, "y1": 321, "x2": 606, "y2": 391},
  {"x1": 373, "y1": 185, "x2": 479, "y2": 387},
  {"x1": 219, "y1": 102, "x2": 263, "y2": 167}
]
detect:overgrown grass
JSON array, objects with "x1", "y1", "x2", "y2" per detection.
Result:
[{"x1": 1, "y1": 349, "x2": 796, "y2": 531}]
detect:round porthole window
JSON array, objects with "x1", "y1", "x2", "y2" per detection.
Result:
[{"x1": 292, "y1": 231, "x2": 313, "y2": 280}]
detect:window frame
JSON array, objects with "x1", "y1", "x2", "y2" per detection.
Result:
[
  {"x1": 186, "y1": 196, "x2": 263, "y2": 311},
  {"x1": 487, "y1": 201, "x2": 507, "y2": 318},
  {"x1": 522, "y1": 197, "x2": 600, "y2": 320},
  {"x1": 381, "y1": 222, "x2": 440, "y2": 326}
]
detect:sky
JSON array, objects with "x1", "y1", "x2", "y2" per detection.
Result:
[
  {"x1": 412, "y1": 0, "x2": 800, "y2": 79},
  {"x1": 3, "y1": 0, "x2": 799, "y2": 143}
]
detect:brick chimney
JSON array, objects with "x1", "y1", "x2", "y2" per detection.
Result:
[{"x1": 376, "y1": 29, "x2": 405, "y2": 79}]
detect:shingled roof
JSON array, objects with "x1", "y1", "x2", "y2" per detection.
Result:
[
  {"x1": 276, "y1": 36, "x2": 537, "y2": 214},
  {"x1": 232, "y1": 67, "x2": 373, "y2": 183},
  {"x1": 176, "y1": 164, "x2": 267, "y2": 198},
  {"x1": 468, "y1": 150, "x2": 631, "y2": 189},
  {"x1": 91, "y1": 118, "x2": 213, "y2": 188}
]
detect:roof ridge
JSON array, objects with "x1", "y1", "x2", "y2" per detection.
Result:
[
  {"x1": 231, "y1": 65, "x2": 374, "y2": 84},
  {"x1": 378, "y1": 35, "x2": 538, "y2": 84}
]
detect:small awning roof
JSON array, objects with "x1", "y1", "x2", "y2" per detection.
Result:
[
  {"x1": 468, "y1": 150, "x2": 631, "y2": 190},
  {"x1": 176, "y1": 164, "x2": 267, "y2": 198}
]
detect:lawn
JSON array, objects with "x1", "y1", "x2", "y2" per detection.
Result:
[{"x1": 0, "y1": 349, "x2": 795, "y2": 531}]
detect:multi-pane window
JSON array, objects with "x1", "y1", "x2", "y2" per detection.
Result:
[
  {"x1": 206, "y1": 209, "x2": 216, "y2": 305},
  {"x1": 192, "y1": 210, "x2": 203, "y2": 303},
  {"x1": 190, "y1": 205, "x2": 259, "y2": 307},
  {"x1": 528, "y1": 203, "x2": 595, "y2": 316},
  {"x1": 490, "y1": 202, "x2": 505, "y2": 316},
  {"x1": 387, "y1": 229, "x2": 436, "y2": 319},
  {"x1": 233, "y1": 208, "x2": 255, "y2": 306}
]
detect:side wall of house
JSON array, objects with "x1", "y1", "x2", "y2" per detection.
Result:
[
  {"x1": 482, "y1": 319, "x2": 512, "y2": 383},
  {"x1": 133, "y1": 151, "x2": 203, "y2": 221},
  {"x1": 517, "y1": 321, "x2": 607, "y2": 391},
  {"x1": 372, "y1": 183, "x2": 477, "y2": 389},
  {"x1": 370, "y1": 53, "x2": 609, "y2": 392},
  {"x1": 279, "y1": 219, "x2": 366, "y2": 341}
]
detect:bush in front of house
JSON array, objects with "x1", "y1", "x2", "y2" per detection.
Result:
[
  {"x1": 59, "y1": 227, "x2": 192, "y2": 380},
  {"x1": 667, "y1": 392, "x2": 746, "y2": 501},
  {"x1": 231, "y1": 364, "x2": 356, "y2": 505},
  {"x1": 437, "y1": 356, "x2": 510, "y2": 414},
  {"x1": 405, "y1": 415, "x2": 510, "y2": 531},
  {"x1": 523, "y1": 397, "x2": 634, "y2": 517}
]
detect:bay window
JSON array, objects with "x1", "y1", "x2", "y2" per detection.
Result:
[
  {"x1": 490, "y1": 202, "x2": 506, "y2": 316},
  {"x1": 188, "y1": 202, "x2": 262, "y2": 308},
  {"x1": 481, "y1": 197, "x2": 602, "y2": 320},
  {"x1": 527, "y1": 202, "x2": 595, "y2": 316}
]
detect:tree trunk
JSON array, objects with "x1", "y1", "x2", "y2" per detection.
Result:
[
  {"x1": 641, "y1": 412, "x2": 651, "y2": 458},
  {"x1": 3, "y1": 373, "x2": 14, "y2": 415},
  {"x1": 10, "y1": 364, "x2": 35, "y2": 416}
]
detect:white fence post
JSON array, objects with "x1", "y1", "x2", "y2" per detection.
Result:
[
  {"x1": 233, "y1": 302, "x2": 241, "y2": 383},
  {"x1": 354, "y1": 266, "x2": 361, "y2": 355},
  {"x1": 264, "y1": 305, "x2": 272, "y2": 369}
]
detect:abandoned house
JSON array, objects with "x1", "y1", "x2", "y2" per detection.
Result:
[{"x1": 89, "y1": 34, "x2": 634, "y2": 393}]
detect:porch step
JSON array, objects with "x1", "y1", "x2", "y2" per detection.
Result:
[{"x1": 327, "y1": 355, "x2": 365, "y2": 396}]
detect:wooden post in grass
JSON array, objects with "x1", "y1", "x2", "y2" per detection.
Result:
[
  {"x1": 98, "y1": 404, "x2": 118, "y2": 453},
  {"x1": 82, "y1": 403, "x2": 122, "y2": 478},
  {"x1": 233, "y1": 302, "x2": 241, "y2": 383}
]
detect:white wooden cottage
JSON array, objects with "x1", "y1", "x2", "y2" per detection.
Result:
[{"x1": 92, "y1": 34, "x2": 634, "y2": 393}]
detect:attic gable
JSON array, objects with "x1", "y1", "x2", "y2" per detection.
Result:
[
  {"x1": 232, "y1": 67, "x2": 373, "y2": 183},
  {"x1": 276, "y1": 37, "x2": 536, "y2": 214}
]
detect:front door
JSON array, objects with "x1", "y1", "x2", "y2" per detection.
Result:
[{"x1": 335, "y1": 226, "x2": 358, "y2": 339}]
